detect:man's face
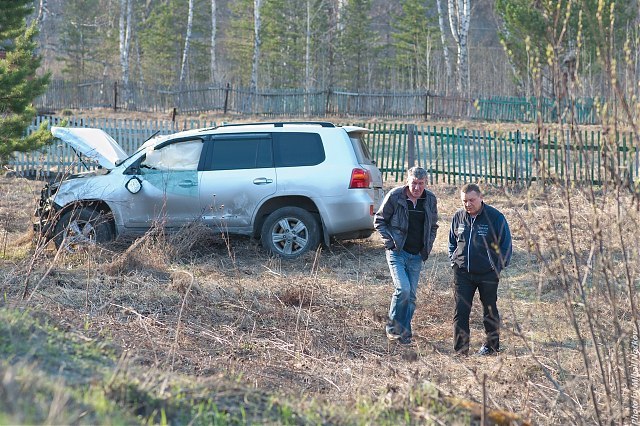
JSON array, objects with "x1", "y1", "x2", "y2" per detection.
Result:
[
  {"x1": 407, "y1": 176, "x2": 426, "y2": 198},
  {"x1": 461, "y1": 190, "x2": 483, "y2": 216}
]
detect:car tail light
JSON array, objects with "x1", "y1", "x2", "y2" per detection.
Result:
[{"x1": 349, "y1": 168, "x2": 371, "y2": 188}]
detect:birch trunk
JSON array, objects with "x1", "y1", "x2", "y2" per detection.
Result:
[
  {"x1": 33, "y1": 0, "x2": 47, "y2": 58},
  {"x1": 251, "y1": 0, "x2": 263, "y2": 92},
  {"x1": 436, "y1": 0, "x2": 452, "y2": 88},
  {"x1": 304, "y1": 0, "x2": 312, "y2": 114},
  {"x1": 326, "y1": 0, "x2": 338, "y2": 90},
  {"x1": 446, "y1": 0, "x2": 470, "y2": 95},
  {"x1": 119, "y1": 0, "x2": 132, "y2": 107},
  {"x1": 179, "y1": 0, "x2": 195, "y2": 89},
  {"x1": 36, "y1": 0, "x2": 47, "y2": 24},
  {"x1": 210, "y1": 0, "x2": 218, "y2": 83}
]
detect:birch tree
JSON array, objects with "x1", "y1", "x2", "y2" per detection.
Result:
[
  {"x1": 251, "y1": 0, "x2": 262, "y2": 91},
  {"x1": 436, "y1": 0, "x2": 452, "y2": 85},
  {"x1": 35, "y1": 0, "x2": 48, "y2": 24},
  {"x1": 119, "y1": 0, "x2": 132, "y2": 106},
  {"x1": 210, "y1": 0, "x2": 218, "y2": 83},
  {"x1": 305, "y1": 0, "x2": 312, "y2": 94},
  {"x1": 325, "y1": 0, "x2": 340, "y2": 89},
  {"x1": 179, "y1": 0, "x2": 194, "y2": 88},
  {"x1": 446, "y1": 0, "x2": 470, "y2": 94}
]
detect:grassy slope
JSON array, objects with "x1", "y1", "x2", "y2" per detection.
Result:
[
  {"x1": 0, "y1": 305, "x2": 485, "y2": 425},
  {"x1": 2, "y1": 173, "x2": 636, "y2": 425}
]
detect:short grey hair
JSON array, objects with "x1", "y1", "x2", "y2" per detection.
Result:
[
  {"x1": 407, "y1": 166, "x2": 428, "y2": 181},
  {"x1": 461, "y1": 182, "x2": 482, "y2": 195}
]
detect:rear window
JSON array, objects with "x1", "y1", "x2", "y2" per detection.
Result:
[
  {"x1": 349, "y1": 133, "x2": 375, "y2": 165},
  {"x1": 273, "y1": 133, "x2": 325, "y2": 167}
]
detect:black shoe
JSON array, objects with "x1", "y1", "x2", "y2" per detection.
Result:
[{"x1": 476, "y1": 344, "x2": 498, "y2": 356}]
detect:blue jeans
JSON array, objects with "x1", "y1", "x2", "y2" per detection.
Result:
[{"x1": 385, "y1": 249, "x2": 423, "y2": 338}]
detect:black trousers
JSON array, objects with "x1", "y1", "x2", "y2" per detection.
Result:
[{"x1": 452, "y1": 267, "x2": 500, "y2": 353}]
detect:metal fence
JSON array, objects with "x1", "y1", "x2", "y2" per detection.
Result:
[
  {"x1": 10, "y1": 116, "x2": 638, "y2": 186},
  {"x1": 35, "y1": 80, "x2": 600, "y2": 124}
]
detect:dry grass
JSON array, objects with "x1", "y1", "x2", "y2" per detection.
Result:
[{"x1": 1, "y1": 172, "x2": 638, "y2": 424}]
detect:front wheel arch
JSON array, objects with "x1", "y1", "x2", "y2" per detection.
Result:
[{"x1": 52, "y1": 205, "x2": 116, "y2": 252}]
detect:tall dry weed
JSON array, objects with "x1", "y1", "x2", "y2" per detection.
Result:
[{"x1": 500, "y1": 3, "x2": 640, "y2": 422}]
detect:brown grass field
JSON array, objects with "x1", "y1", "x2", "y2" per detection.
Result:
[{"x1": 1, "y1": 158, "x2": 639, "y2": 424}]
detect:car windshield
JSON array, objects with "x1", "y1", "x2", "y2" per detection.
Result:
[{"x1": 115, "y1": 133, "x2": 167, "y2": 166}]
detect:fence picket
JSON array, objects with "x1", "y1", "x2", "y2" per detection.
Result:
[
  {"x1": 35, "y1": 80, "x2": 603, "y2": 124},
  {"x1": 10, "y1": 116, "x2": 638, "y2": 187}
]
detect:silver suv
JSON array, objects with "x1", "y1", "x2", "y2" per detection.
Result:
[{"x1": 35, "y1": 121, "x2": 384, "y2": 258}]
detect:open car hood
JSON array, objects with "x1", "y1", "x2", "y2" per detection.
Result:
[{"x1": 51, "y1": 126, "x2": 129, "y2": 170}]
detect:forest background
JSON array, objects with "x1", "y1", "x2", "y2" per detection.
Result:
[{"x1": 29, "y1": 0, "x2": 640, "y2": 104}]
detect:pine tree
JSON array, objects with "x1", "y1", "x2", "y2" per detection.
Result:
[
  {"x1": 261, "y1": 0, "x2": 306, "y2": 88},
  {"x1": 337, "y1": 0, "x2": 379, "y2": 91},
  {"x1": 58, "y1": 0, "x2": 102, "y2": 82},
  {"x1": 227, "y1": 0, "x2": 255, "y2": 87},
  {"x1": 0, "y1": 0, "x2": 51, "y2": 164},
  {"x1": 391, "y1": 0, "x2": 437, "y2": 90},
  {"x1": 138, "y1": 2, "x2": 182, "y2": 86}
]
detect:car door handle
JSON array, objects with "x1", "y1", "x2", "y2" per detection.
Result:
[
  {"x1": 178, "y1": 180, "x2": 197, "y2": 187},
  {"x1": 253, "y1": 177, "x2": 273, "y2": 185}
]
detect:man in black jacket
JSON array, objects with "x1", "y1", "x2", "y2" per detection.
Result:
[
  {"x1": 449, "y1": 183, "x2": 512, "y2": 356},
  {"x1": 374, "y1": 167, "x2": 439, "y2": 345}
]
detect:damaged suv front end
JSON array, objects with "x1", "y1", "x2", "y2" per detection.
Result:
[{"x1": 34, "y1": 127, "x2": 132, "y2": 251}]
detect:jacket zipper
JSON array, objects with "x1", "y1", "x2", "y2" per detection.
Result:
[{"x1": 466, "y1": 216, "x2": 475, "y2": 271}]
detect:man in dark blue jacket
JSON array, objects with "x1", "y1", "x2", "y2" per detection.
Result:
[{"x1": 449, "y1": 183, "x2": 512, "y2": 356}]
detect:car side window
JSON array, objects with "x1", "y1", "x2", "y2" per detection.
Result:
[
  {"x1": 205, "y1": 136, "x2": 273, "y2": 170},
  {"x1": 142, "y1": 139, "x2": 204, "y2": 171},
  {"x1": 273, "y1": 133, "x2": 325, "y2": 167}
]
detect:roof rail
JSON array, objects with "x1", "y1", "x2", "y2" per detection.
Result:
[{"x1": 217, "y1": 121, "x2": 336, "y2": 128}]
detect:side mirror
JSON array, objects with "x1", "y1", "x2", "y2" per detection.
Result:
[{"x1": 125, "y1": 176, "x2": 143, "y2": 194}]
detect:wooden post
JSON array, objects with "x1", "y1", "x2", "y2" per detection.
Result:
[
  {"x1": 424, "y1": 90, "x2": 430, "y2": 121},
  {"x1": 407, "y1": 124, "x2": 417, "y2": 168},
  {"x1": 223, "y1": 83, "x2": 230, "y2": 114},
  {"x1": 113, "y1": 81, "x2": 118, "y2": 111},
  {"x1": 325, "y1": 88, "x2": 332, "y2": 116}
]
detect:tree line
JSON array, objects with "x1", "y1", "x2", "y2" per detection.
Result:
[
  {"x1": 33, "y1": 0, "x2": 640, "y2": 101},
  {"x1": 1, "y1": 0, "x2": 639, "y2": 161}
]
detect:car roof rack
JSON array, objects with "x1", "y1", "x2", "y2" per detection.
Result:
[{"x1": 216, "y1": 121, "x2": 336, "y2": 129}]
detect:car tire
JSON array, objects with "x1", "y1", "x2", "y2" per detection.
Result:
[
  {"x1": 260, "y1": 207, "x2": 320, "y2": 259},
  {"x1": 53, "y1": 207, "x2": 115, "y2": 252}
]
